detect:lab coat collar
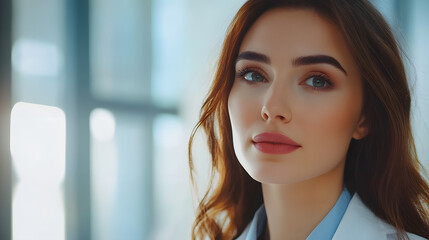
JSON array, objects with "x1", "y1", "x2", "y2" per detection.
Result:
[
  {"x1": 236, "y1": 193, "x2": 426, "y2": 240},
  {"x1": 333, "y1": 193, "x2": 426, "y2": 240}
]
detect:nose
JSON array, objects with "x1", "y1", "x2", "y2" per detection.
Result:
[{"x1": 260, "y1": 85, "x2": 291, "y2": 123}]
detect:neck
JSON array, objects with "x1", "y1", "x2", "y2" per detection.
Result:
[{"x1": 262, "y1": 162, "x2": 345, "y2": 240}]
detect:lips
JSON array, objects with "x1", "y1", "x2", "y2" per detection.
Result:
[{"x1": 252, "y1": 132, "x2": 301, "y2": 154}]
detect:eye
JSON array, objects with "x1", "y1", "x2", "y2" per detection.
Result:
[
  {"x1": 241, "y1": 71, "x2": 265, "y2": 82},
  {"x1": 304, "y1": 75, "x2": 332, "y2": 89}
]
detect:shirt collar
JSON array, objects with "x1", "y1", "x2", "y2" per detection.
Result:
[{"x1": 244, "y1": 187, "x2": 352, "y2": 240}]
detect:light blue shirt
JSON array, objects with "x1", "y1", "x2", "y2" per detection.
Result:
[{"x1": 244, "y1": 188, "x2": 352, "y2": 240}]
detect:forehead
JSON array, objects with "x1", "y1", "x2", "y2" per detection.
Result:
[{"x1": 239, "y1": 8, "x2": 357, "y2": 74}]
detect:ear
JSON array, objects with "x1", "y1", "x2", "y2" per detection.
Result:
[{"x1": 352, "y1": 115, "x2": 368, "y2": 140}]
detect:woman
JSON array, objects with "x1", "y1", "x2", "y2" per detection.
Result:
[{"x1": 188, "y1": 0, "x2": 429, "y2": 239}]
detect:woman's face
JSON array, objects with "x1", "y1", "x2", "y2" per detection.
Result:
[{"x1": 228, "y1": 8, "x2": 367, "y2": 184}]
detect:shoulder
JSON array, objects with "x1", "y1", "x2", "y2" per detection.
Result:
[{"x1": 333, "y1": 193, "x2": 427, "y2": 240}]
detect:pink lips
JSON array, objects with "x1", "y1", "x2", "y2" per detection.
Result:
[{"x1": 252, "y1": 132, "x2": 301, "y2": 154}]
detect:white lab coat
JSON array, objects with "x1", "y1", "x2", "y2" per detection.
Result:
[{"x1": 237, "y1": 194, "x2": 426, "y2": 240}]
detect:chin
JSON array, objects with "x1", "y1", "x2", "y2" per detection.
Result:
[{"x1": 242, "y1": 160, "x2": 308, "y2": 185}]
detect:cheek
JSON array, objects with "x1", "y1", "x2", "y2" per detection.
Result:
[
  {"x1": 297, "y1": 91, "x2": 363, "y2": 156},
  {"x1": 228, "y1": 85, "x2": 264, "y2": 170},
  {"x1": 228, "y1": 87, "x2": 260, "y2": 132}
]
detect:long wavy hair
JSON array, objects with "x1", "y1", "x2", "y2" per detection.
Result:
[{"x1": 188, "y1": 0, "x2": 429, "y2": 239}]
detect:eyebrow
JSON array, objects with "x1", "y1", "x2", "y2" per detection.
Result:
[
  {"x1": 293, "y1": 55, "x2": 348, "y2": 75},
  {"x1": 236, "y1": 51, "x2": 348, "y2": 75},
  {"x1": 236, "y1": 51, "x2": 270, "y2": 64}
]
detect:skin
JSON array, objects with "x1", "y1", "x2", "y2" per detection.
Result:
[{"x1": 228, "y1": 8, "x2": 368, "y2": 240}]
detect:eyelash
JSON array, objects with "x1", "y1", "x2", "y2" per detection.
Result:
[
  {"x1": 236, "y1": 67, "x2": 267, "y2": 84},
  {"x1": 235, "y1": 67, "x2": 334, "y2": 91},
  {"x1": 304, "y1": 73, "x2": 334, "y2": 92}
]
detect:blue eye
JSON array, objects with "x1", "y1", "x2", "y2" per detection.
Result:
[
  {"x1": 304, "y1": 75, "x2": 332, "y2": 89},
  {"x1": 242, "y1": 71, "x2": 265, "y2": 82}
]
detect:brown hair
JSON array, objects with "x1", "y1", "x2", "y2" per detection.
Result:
[{"x1": 188, "y1": 0, "x2": 429, "y2": 239}]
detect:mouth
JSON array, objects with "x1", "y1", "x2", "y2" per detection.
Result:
[{"x1": 252, "y1": 132, "x2": 301, "y2": 155}]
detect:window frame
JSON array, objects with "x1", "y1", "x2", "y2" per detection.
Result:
[{"x1": 64, "y1": 0, "x2": 177, "y2": 239}]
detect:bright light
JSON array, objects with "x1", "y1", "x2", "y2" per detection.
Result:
[
  {"x1": 10, "y1": 102, "x2": 66, "y2": 185},
  {"x1": 12, "y1": 39, "x2": 63, "y2": 76},
  {"x1": 90, "y1": 108, "x2": 116, "y2": 141},
  {"x1": 13, "y1": 183, "x2": 65, "y2": 240},
  {"x1": 10, "y1": 102, "x2": 66, "y2": 240},
  {"x1": 90, "y1": 108, "x2": 118, "y2": 240}
]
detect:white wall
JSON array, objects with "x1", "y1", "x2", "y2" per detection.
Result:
[{"x1": 151, "y1": 1, "x2": 246, "y2": 239}]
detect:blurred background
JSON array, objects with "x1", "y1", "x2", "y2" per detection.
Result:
[{"x1": 0, "y1": 0, "x2": 428, "y2": 239}]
